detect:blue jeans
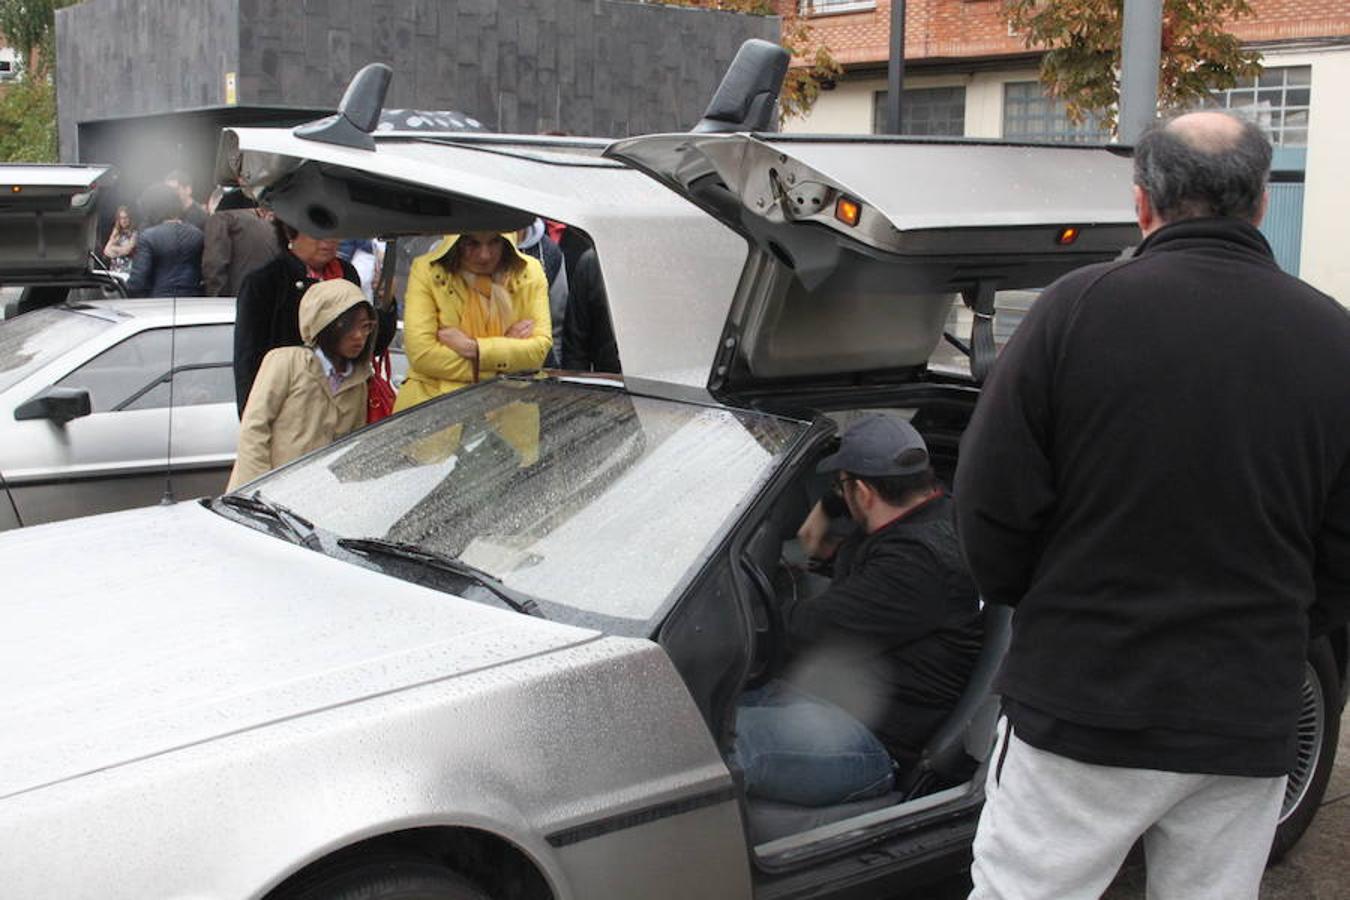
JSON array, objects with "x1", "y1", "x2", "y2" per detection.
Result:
[{"x1": 729, "y1": 680, "x2": 895, "y2": 807}]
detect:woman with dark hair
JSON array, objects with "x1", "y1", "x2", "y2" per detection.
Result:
[
  {"x1": 126, "y1": 183, "x2": 204, "y2": 298},
  {"x1": 228, "y1": 280, "x2": 376, "y2": 489},
  {"x1": 233, "y1": 219, "x2": 396, "y2": 415},
  {"x1": 394, "y1": 231, "x2": 551, "y2": 411}
]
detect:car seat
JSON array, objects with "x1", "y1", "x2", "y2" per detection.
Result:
[{"x1": 897, "y1": 602, "x2": 1013, "y2": 798}]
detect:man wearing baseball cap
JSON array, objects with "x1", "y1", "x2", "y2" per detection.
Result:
[{"x1": 730, "y1": 414, "x2": 983, "y2": 807}]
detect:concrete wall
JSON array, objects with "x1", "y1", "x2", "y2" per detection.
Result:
[
  {"x1": 56, "y1": 0, "x2": 780, "y2": 161},
  {"x1": 1268, "y1": 44, "x2": 1349, "y2": 305},
  {"x1": 55, "y1": 0, "x2": 239, "y2": 161}
]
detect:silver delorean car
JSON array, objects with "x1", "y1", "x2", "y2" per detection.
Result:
[{"x1": 1, "y1": 45, "x2": 1342, "y2": 900}]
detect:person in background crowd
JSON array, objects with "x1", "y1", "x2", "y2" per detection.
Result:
[
  {"x1": 338, "y1": 237, "x2": 386, "y2": 305},
  {"x1": 202, "y1": 188, "x2": 280, "y2": 298},
  {"x1": 164, "y1": 170, "x2": 208, "y2": 230},
  {"x1": 126, "y1": 183, "x2": 204, "y2": 298},
  {"x1": 228, "y1": 280, "x2": 375, "y2": 489},
  {"x1": 394, "y1": 231, "x2": 551, "y2": 411},
  {"x1": 516, "y1": 218, "x2": 568, "y2": 366},
  {"x1": 956, "y1": 111, "x2": 1350, "y2": 899},
  {"x1": 102, "y1": 205, "x2": 137, "y2": 276},
  {"x1": 544, "y1": 217, "x2": 589, "y2": 291},
  {"x1": 561, "y1": 248, "x2": 620, "y2": 373},
  {"x1": 233, "y1": 220, "x2": 396, "y2": 416}
]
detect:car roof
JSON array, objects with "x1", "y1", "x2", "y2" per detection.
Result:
[{"x1": 64, "y1": 297, "x2": 236, "y2": 325}]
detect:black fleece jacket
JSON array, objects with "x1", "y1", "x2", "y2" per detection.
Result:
[
  {"x1": 782, "y1": 495, "x2": 982, "y2": 768},
  {"x1": 955, "y1": 218, "x2": 1350, "y2": 775}
]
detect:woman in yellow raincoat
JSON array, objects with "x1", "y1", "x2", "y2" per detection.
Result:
[{"x1": 393, "y1": 231, "x2": 552, "y2": 411}]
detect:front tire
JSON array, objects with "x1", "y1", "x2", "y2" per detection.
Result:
[
  {"x1": 1270, "y1": 639, "x2": 1341, "y2": 863},
  {"x1": 282, "y1": 859, "x2": 493, "y2": 900}
]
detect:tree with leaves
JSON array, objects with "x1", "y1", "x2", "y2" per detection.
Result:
[
  {"x1": 0, "y1": 0, "x2": 77, "y2": 161},
  {"x1": 1004, "y1": 0, "x2": 1263, "y2": 133},
  {"x1": 648, "y1": 0, "x2": 842, "y2": 123}
]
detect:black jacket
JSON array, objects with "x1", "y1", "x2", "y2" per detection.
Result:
[
  {"x1": 782, "y1": 495, "x2": 982, "y2": 768},
  {"x1": 955, "y1": 218, "x2": 1350, "y2": 775},
  {"x1": 233, "y1": 254, "x2": 395, "y2": 414},
  {"x1": 126, "y1": 221, "x2": 204, "y2": 298},
  {"x1": 562, "y1": 249, "x2": 620, "y2": 373}
]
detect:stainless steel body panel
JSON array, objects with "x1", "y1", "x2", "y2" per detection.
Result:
[
  {"x1": 0, "y1": 299, "x2": 238, "y2": 526},
  {"x1": 0, "y1": 502, "x2": 749, "y2": 899}
]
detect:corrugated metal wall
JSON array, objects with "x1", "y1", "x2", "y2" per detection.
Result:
[{"x1": 1261, "y1": 181, "x2": 1305, "y2": 275}]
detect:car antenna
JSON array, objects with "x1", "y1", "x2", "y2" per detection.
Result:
[{"x1": 159, "y1": 290, "x2": 179, "y2": 505}]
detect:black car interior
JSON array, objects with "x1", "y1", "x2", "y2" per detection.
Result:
[{"x1": 727, "y1": 409, "x2": 1012, "y2": 848}]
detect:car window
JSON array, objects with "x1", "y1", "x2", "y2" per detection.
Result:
[
  {"x1": 55, "y1": 324, "x2": 232, "y2": 412},
  {"x1": 123, "y1": 365, "x2": 236, "y2": 411},
  {"x1": 249, "y1": 379, "x2": 808, "y2": 635},
  {"x1": 0, "y1": 307, "x2": 112, "y2": 394},
  {"x1": 927, "y1": 289, "x2": 1040, "y2": 377}
]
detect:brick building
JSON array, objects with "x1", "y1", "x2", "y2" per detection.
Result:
[{"x1": 783, "y1": 0, "x2": 1350, "y2": 304}]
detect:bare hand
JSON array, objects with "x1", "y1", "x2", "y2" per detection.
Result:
[
  {"x1": 437, "y1": 327, "x2": 478, "y2": 359},
  {"x1": 798, "y1": 500, "x2": 842, "y2": 561},
  {"x1": 505, "y1": 319, "x2": 535, "y2": 340}
]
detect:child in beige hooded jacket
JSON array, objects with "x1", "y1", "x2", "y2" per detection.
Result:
[{"x1": 228, "y1": 280, "x2": 375, "y2": 490}]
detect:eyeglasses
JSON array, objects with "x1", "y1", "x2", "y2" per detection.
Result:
[{"x1": 831, "y1": 475, "x2": 858, "y2": 496}]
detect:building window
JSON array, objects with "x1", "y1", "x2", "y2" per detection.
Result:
[
  {"x1": 1002, "y1": 81, "x2": 1112, "y2": 143},
  {"x1": 1209, "y1": 66, "x2": 1311, "y2": 147},
  {"x1": 872, "y1": 86, "x2": 966, "y2": 136},
  {"x1": 799, "y1": 0, "x2": 876, "y2": 15}
]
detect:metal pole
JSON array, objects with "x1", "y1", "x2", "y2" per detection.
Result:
[
  {"x1": 886, "y1": 0, "x2": 906, "y2": 134},
  {"x1": 1119, "y1": 0, "x2": 1163, "y2": 143}
]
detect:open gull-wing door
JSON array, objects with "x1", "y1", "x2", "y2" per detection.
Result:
[
  {"x1": 605, "y1": 133, "x2": 1139, "y2": 400},
  {"x1": 0, "y1": 165, "x2": 115, "y2": 284}
]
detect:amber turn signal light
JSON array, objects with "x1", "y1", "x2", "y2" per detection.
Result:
[
  {"x1": 834, "y1": 196, "x2": 861, "y2": 227},
  {"x1": 9, "y1": 185, "x2": 21, "y2": 194},
  {"x1": 1056, "y1": 226, "x2": 1080, "y2": 245}
]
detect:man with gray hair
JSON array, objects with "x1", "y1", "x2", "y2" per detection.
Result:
[{"x1": 956, "y1": 111, "x2": 1350, "y2": 897}]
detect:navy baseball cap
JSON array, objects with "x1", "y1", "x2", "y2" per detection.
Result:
[{"x1": 816, "y1": 415, "x2": 929, "y2": 477}]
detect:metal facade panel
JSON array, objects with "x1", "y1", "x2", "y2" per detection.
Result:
[{"x1": 1262, "y1": 181, "x2": 1305, "y2": 276}]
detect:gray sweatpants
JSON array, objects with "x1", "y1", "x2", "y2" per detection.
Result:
[{"x1": 969, "y1": 718, "x2": 1286, "y2": 900}]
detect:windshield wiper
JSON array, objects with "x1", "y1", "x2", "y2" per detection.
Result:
[
  {"x1": 337, "y1": 537, "x2": 545, "y2": 618},
  {"x1": 219, "y1": 492, "x2": 322, "y2": 550}
]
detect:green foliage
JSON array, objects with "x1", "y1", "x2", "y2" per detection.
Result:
[
  {"x1": 0, "y1": 78, "x2": 57, "y2": 161},
  {"x1": 1003, "y1": 0, "x2": 1263, "y2": 132},
  {"x1": 647, "y1": 0, "x2": 842, "y2": 124},
  {"x1": 0, "y1": 0, "x2": 77, "y2": 77}
]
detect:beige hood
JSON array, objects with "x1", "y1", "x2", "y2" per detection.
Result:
[{"x1": 298, "y1": 279, "x2": 373, "y2": 360}]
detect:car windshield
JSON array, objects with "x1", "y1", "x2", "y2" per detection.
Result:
[
  {"x1": 0, "y1": 307, "x2": 112, "y2": 394},
  {"x1": 244, "y1": 379, "x2": 808, "y2": 634}
]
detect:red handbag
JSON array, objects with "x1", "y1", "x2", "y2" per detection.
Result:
[{"x1": 367, "y1": 353, "x2": 396, "y2": 423}]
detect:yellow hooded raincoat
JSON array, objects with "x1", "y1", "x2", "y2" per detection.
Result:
[
  {"x1": 393, "y1": 232, "x2": 552, "y2": 411},
  {"x1": 228, "y1": 280, "x2": 374, "y2": 489}
]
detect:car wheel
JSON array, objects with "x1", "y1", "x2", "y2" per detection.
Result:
[
  {"x1": 1270, "y1": 640, "x2": 1341, "y2": 863},
  {"x1": 282, "y1": 859, "x2": 493, "y2": 900}
]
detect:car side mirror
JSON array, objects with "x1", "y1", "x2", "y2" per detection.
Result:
[
  {"x1": 14, "y1": 387, "x2": 92, "y2": 425},
  {"x1": 693, "y1": 39, "x2": 789, "y2": 134}
]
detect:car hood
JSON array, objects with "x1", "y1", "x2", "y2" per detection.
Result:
[{"x1": 0, "y1": 501, "x2": 602, "y2": 801}]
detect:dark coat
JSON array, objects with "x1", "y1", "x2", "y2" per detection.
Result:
[
  {"x1": 202, "y1": 209, "x2": 281, "y2": 297},
  {"x1": 126, "y1": 221, "x2": 204, "y2": 298},
  {"x1": 562, "y1": 249, "x2": 620, "y2": 373},
  {"x1": 233, "y1": 253, "x2": 395, "y2": 415},
  {"x1": 781, "y1": 495, "x2": 982, "y2": 768},
  {"x1": 955, "y1": 218, "x2": 1350, "y2": 775}
]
